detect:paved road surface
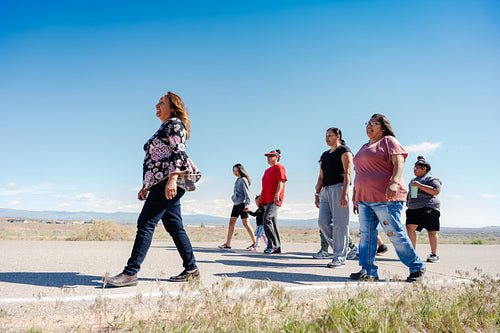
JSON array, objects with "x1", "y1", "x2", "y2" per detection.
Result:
[{"x1": 1, "y1": 240, "x2": 499, "y2": 322}]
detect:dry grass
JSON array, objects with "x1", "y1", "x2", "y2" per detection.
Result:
[
  {"x1": 69, "y1": 220, "x2": 132, "y2": 241},
  {"x1": 2, "y1": 219, "x2": 499, "y2": 244},
  {"x1": 0, "y1": 219, "x2": 79, "y2": 241},
  {"x1": 9, "y1": 270, "x2": 499, "y2": 332},
  {"x1": 0, "y1": 219, "x2": 326, "y2": 243},
  {"x1": 91, "y1": 272, "x2": 500, "y2": 332}
]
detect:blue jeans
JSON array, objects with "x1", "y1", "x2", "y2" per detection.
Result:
[
  {"x1": 358, "y1": 201, "x2": 424, "y2": 278},
  {"x1": 123, "y1": 180, "x2": 197, "y2": 276}
]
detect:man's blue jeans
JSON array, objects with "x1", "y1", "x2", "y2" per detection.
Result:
[
  {"x1": 123, "y1": 180, "x2": 197, "y2": 276},
  {"x1": 358, "y1": 201, "x2": 424, "y2": 278}
]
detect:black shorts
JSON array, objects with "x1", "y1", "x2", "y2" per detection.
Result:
[
  {"x1": 406, "y1": 207, "x2": 440, "y2": 232},
  {"x1": 230, "y1": 203, "x2": 249, "y2": 219}
]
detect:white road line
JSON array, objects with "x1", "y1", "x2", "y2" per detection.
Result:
[{"x1": 0, "y1": 278, "x2": 470, "y2": 305}]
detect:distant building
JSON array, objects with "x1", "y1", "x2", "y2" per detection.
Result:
[
  {"x1": 46, "y1": 220, "x2": 65, "y2": 224},
  {"x1": 8, "y1": 219, "x2": 28, "y2": 223}
]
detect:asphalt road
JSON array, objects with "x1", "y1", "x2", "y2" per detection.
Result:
[{"x1": 1, "y1": 240, "x2": 499, "y2": 320}]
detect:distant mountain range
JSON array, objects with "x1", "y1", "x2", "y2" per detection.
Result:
[
  {"x1": 2, "y1": 208, "x2": 499, "y2": 231},
  {"x1": 0, "y1": 208, "x2": 139, "y2": 223},
  {"x1": 0, "y1": 207, "x2": 319, "y2": 228}
]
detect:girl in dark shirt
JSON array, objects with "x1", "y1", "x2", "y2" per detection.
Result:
[{"x1": 248, "y1": 195, "x2": 267, "y2": 251}]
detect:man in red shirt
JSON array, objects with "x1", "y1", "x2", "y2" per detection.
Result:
[{"x1": 260, "y1": 150, "x2": 287, "y2": 254}]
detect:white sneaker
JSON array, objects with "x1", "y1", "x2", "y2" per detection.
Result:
[
  {"x1": 327, "y1": 261, "x2": 346, "y2": 268},
  {"x1": 312, "y1": 250, "x2": 332, "y2": 259},
  {"x1": 426, "y1": 254, "x2": 440, "y2": 263}
]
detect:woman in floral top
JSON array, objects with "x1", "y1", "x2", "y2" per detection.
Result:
[{"x1": 107, "y1": 92, "x2": 202, "y2": 287}]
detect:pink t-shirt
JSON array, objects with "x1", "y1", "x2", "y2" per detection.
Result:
[{"x1": 353, "y1": 136, "x2": 408, "y2": 202}]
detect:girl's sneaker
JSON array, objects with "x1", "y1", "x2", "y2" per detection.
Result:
[
  {"x1": 426, "y1": 254, "x2": 440, "y2": 263},
  {"x1": 264, "y1": 248, "x2": 281, "y2": 254}
]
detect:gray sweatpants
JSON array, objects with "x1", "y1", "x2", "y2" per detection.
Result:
[
  {"x1": 317, "y1": 184, "x2": 350, "y2": 263},
  {"x1": 263, "y1": 203, "x2": 281, "y2": 250}
]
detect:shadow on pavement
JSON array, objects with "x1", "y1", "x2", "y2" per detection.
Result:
[
  {"x1": 0, "y1": 272, "x2": 102, "y2": 288},
  {"x1": 193, "y1": 247, "x2": 327, "y2": 261},
  {"x1": 197, "y1": 258, "x2": 329, "y2": 270},
  {"x1": 0, "y1": 272, "x2": 177, "y2": 289},
  {"x1": 154, "y1": 245, "x2": 320, "y2": 259},
  {"x1": 214, "y1": 270, "x2": 349, "y2": 284}
]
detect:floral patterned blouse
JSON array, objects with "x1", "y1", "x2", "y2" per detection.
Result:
[{"x1": 142, "y1": 117, "x2": 201, "y2": 191}]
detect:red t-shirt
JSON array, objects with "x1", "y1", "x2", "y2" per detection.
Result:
[
  {"x1": 353, "y1": 136, "x2": 408, "y2": 202},
  {"x1": 260, "y1": 163, "x2": 287, "y2": 206}
]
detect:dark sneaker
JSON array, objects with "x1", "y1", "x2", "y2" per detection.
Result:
[
  {"x1": 169, "y1": 269, "x2": 200, "y2": 282},
  {"x1": 327, "y1": 261, "x2": 346, "y2": 269},
  {"x1": 427, "y1": 254, "x2": 440, "y2": 263},
  {"x1": 376, "y1": 244, "x2": 388, "y2": 256},
  {"x1": 106, "y1": 272, "x2": 138, "y2": 287},
  {"x1": 264, "y1": 248, "x2": 281, "y2": 254},
  {"x1": 346, "y1": 246, "x2": 358, "y2": 260},
  {"x1": 313, "y1": 250, "x2": 332, "y2": 259},
  {"x1": 406, "y1": 268, "x2": 426, "y2": 282},
  {"x1": 349, "y1": 270, "x2": 379, "y2": 281}
]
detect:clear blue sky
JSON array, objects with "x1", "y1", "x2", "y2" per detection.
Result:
[{"x1": 1, "y1": 0, "x2": 499, "y2": 227}]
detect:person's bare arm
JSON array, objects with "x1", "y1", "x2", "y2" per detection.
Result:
[{"x1": 386, "y1": 154, "x2": 405, "y2": 200}]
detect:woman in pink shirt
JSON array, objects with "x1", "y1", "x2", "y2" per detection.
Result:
[{"x1": 350, "y1": 114, "x2": 425, "y2": 282}]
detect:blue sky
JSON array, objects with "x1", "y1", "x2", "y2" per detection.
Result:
[{"x1": 1, "y1": 0, "x2": 499, "y2": 227}]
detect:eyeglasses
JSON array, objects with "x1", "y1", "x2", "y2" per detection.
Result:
[
  {"x1": 414, "y1": 166, "x2": 426, "y2": 170},
  {"x1": 365, "y1": 121, "x2": 380, "y2": 127}
]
